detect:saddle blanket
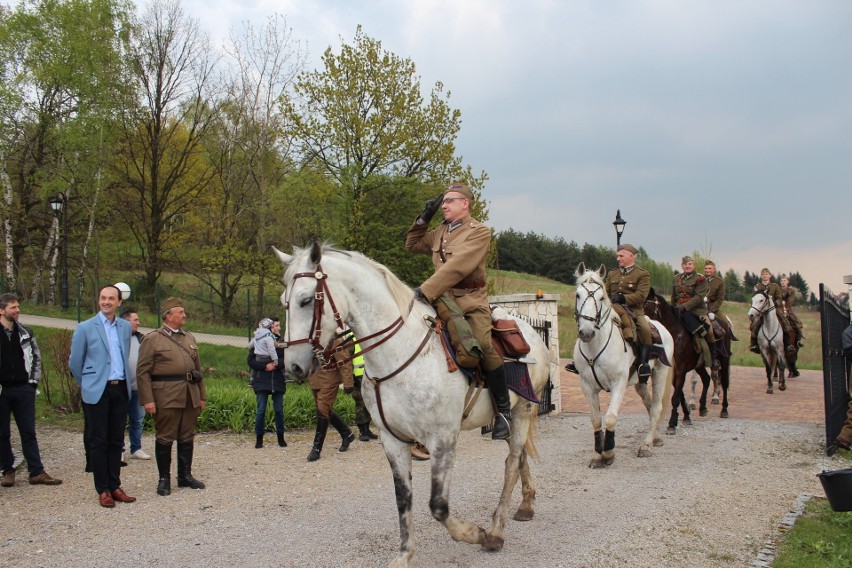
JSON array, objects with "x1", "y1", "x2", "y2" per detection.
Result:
[{"x1": 441, "y1": 326, "x2": 540, "y2": 403}]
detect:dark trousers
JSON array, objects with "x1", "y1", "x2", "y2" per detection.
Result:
[
  {"x1": 254, "y1": 391, "x2": 284, "y2": 436},
  {"x1": 0, "y1": 383, "x2": 44, "y2": 476},
  {"x1": 83, "y1": 382, "x2": 129, "y2": 493}
]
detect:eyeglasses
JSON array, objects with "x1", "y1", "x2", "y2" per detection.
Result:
[{"x1": 442, "y1": 197, "x2": 467, "y2": 205}]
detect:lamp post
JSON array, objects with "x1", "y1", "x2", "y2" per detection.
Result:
[
  {"x1": 48, "y1": 193, "x2": 69, "y2": 310},
  {"x1": 613, "y1": 209, "x2": 626, "y2": 248}
]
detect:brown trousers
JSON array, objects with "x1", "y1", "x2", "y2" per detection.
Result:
[
  {"x1": 465, "y1": 304, "x2": 502, "y2": 371},
  {"x1": 154, "y1": 405, "x2": 201, "y2": 444},
  {"x1": 311, "y1": 386, "x2": 339, "y2": 419},
  {"x1": 613, "y1": 305, "x2": 652, "y2": 345}
]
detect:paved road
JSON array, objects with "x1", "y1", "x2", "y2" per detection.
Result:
[
  {"x1": 20, "y1": 314, "x2": 249, "y2": 348},
  {"x1": 559, "y1": 359, "x2": 825, "y2": 424}
]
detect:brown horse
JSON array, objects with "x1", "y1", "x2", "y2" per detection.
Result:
[{"x1": 644, "y1": 289, "x2": 731, "y2": 433}]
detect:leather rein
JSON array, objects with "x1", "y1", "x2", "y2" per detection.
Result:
[
  {"x1": 574, "y1": 279, "x2": 626, "y2": 391},
  {"x1": 282, "y1": 263, "x2": 432, "y2": 443},
  {"x1": 751, "y1": 292, "x2": 780, "y2": 344}
]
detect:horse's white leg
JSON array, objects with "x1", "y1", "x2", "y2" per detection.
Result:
[
  {"x1": 485, "y1": 409, "x2": 530, "y2": 551},
  {"x1": 580, "y1": 379, "x2": 607, "y2": 467},
  {"x1": 689, "y1": 371, "x2": 698, "y2": 409},
  {"x1": 597, "y1": 378, "x2": 628, "y2": 467},
  {"x1": 382, "y1": 437, "x2": 415, "y2": 568},
  {"x1": 428, "y1": 437, "x2": 486, "y2": 548},
  {"x1": 514, "y1": 442, "x2": 537, "y2": 522},
  {"x1": 638, "y1": 366, "x2": 667, "y2": 456}
]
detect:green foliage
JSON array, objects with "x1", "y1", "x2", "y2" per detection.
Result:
[{"x1": 773, "y1": 498, "x2": 852, "y2": 568}]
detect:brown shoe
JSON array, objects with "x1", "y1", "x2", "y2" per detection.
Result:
[
  {"x1": 836, "y1": 437, "x2": 851, "y2": 451},
  {"x1": 410, "y1": 442, "x2": 430, "y2": 461},
  {"x1": 29, "y1": 471, "x2": 62, "y2": 485},
  {"x1": 1, "y1": 469, "x2": 15, "y2": 487},
  {"x1": 111, "y1": 487, "x2": 137, "y2": 503},
  {"x1": 99, "y1": 491, "x2": 115, "y2": 508}
]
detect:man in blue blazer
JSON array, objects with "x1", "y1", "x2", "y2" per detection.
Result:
[{"x1": 69, "y1": 285, "x2": 137, "y2": 508}]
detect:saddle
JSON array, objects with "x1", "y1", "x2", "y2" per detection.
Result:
[{"x1": 619, "y1": 305, "x2": 662, "y2": 344}]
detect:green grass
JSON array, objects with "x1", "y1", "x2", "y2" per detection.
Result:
[{"x1": 773, "y1": 496, "x2": 852, "y2": 567}]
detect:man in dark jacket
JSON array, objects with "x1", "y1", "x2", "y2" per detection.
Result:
[
  {"x1": 248, "y1": 317, "x2": 287, "y2": 449},
  {"x1": 1, "y1": 293, "x2": 62, "y2": 488}
]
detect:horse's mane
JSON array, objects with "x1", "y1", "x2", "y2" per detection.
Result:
[{"x1": 286, "y1": 243, "x2": 411, "y2": 319}]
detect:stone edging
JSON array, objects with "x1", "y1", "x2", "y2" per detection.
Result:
[{"x1": 750, "y1": 493, "x2": 812, "y2": 567}]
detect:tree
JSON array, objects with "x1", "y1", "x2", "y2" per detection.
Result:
[
  {"x1": 112, "y1": 0, "x2": 219, "y2": 298},
  {"x1": 282, "y1": 26, "x2": 487, "y2": 248}
]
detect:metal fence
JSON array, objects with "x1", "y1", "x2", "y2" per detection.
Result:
[
  {"x1": 819, "y1": 283, "x2": 850, "y2": 454},
  {"x1": 526, "y1": 317, "x2": 555, "y2": 416}
]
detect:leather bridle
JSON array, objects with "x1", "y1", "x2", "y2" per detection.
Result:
[{"x1": 575, "y1": 280, "x2": 612, "y2": 330}]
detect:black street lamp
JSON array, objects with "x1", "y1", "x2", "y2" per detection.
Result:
[
  {"x1": 613, "y1": 209, "x2": 626, "y2": 247},
  {"x1": 49, "y1": 193, "x2": 69, "y2": 310}
]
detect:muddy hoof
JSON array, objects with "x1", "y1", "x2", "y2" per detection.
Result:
[
  {"x1": 720, "y1": 409, "x2": 729, "y2": 418},
  {"x1": 483, "y1": 533, "x2": 504, "y2": 552},
  {"x1": 683, "y1": 417, "x2": 693, "y2": 426},
  {"x1": 779, "y1": 382, "x2": 786, "y2": 391},
  {"x1": 652, "y1": 437, "x2": 664, "y2": 447},
  {"x1": 665, "y1": 426, "x2": 677, "y2": 435},
  {"x1": 637, "y1": 447, "x2": 653, "y2": 458},
  {"x1": 766, "y1": 387, "x2": 773, "y2": 394},
  {"x1": 513, "y1": 507, "x2": 534, "y2": 522},
  {"x1": 699, "y1": 408, "x2": 708, "y2": 417}
]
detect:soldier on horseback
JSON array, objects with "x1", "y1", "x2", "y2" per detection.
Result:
[
  {"x1": 779, "y1": 275, "x2": 805, "y2": 348},
  {"x1": 703, "y1": 259, "x2": 735, "y2": 353},
  {"x1": 605, "y1": 243, "x2": 653, "y2": 383},
  {"x1": 672, "y1": 256, "x2": 720, "y2": 371},
  {"x1": 404, "y1": 182, "x2": 512, "y2": 441},
  {"x1": 749, "y1": 268, "x2": 794, "y2": 353}
]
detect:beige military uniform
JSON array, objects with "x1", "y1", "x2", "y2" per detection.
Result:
[
  {"x1": 705, "y1": 276, "x2": 725, "y2": 319},
  {"x1": 307, "y1": 337, "x2": 354, "y2": 418},
  {"x1": 137, "y1": 327, "x2": 206, "y2": 444},
  {"x1": 754, "y1": 282, "x2": 793, "y2": 334},
  {"x1": 405, "y1": 214, "x2": 501, "y2": 371},
  {"x1": 605, "y1": 265, "x2": 652, "y2": 345},
  {"x1": 779, "y1": 285, "x2": 804, "y2": 331},
  {"x1": 672, "y1": 272, "x2": 709, "y2": 317}
]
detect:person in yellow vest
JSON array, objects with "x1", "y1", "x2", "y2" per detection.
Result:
[{"x1": 349, "y1": 337, "x2": 378, "y2": 441}]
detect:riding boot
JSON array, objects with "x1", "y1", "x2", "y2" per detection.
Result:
[
  {"x1": 637, "y1": 344, "x2": 652, "y2": 384},
  {"x1": 358, "y1": 423, "x2": 378, "y2": 441},
  {"x1": 705, "y1": 332, "x2": 721, "y2": 370},
  {"x1": 307, "y1": 417, "x2": 329, "y2": 462},
  {"x1": 176, "y1": 441, "x2": 205, "y2": 489},
  {"x1": 329, "y1": 412, "x2": 356, "y2": 452},
  {"x1": 797, "y1": 328, "x2": 805, "y2": 347},
  {"x1": 155, "y1": 441, "x2": 172, "y2": 496},
  {"x1": 486, "y1": 366, "x2": 512, "y2": 441}
]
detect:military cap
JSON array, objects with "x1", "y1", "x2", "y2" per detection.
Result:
[
  {"x1": 161, "y1": 297, "x2": 186, "y2": 316},
  {"x1": 780, "y1": 274, "x2": 788, "y2": 280},
  {"x1": 760, "y1": 267, "x2": 771, "y2": 275},
  {"x1": 681, "y1": 255, "x2": 695, "y2": 264},
  {"x1": 446, "y1": 182, "x2": 474, "y2": 200},
  {"x1": 617, "y1": 243, "x2": 638, "y2": 255},
  {"x1": 704, "y1": 259, "x2": 716, "y2": 267}
]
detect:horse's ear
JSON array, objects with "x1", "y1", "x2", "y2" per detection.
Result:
[
  {"x1": 309, "y1": 240, "x2": 323, "y2": 265},
  {"x1": 577, "y1": 262, "x2": 586, "y2": 277},
  {"x1": 597, "y1": 264, "x2": 607, "y2": 279},
  {"x1": 271, "y1": 246, "x2": 292, "y2": 266},
  {"x1": 648, "y1": 287, "x2": 655, "y2": 297}
]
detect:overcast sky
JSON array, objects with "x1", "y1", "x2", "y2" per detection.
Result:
[{"x1": 184, "y1": 0, "x2": 852, "y2": 294}]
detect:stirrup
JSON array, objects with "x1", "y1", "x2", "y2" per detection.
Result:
[
  {"x1": 637, "y1": 363, "x2": 651, "y2": 383},
  {"x1": 749, "y1": 344, "x2": 760, "y2": 354},
  {"x1": 491, "y1": 413, "x2": 511, "y2": 441},
  {"x1": 564, "y1": 361, "x2": 579, "y2": 374}
]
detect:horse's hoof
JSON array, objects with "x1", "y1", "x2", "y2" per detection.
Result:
[
  {"x1": 689, "y1": 402, "x2": 696, "y2": 410},
  {"x1": 699, "y1": 408, "x2": 708, "y2": 417},
  {"x1": 483, "y1": 533, "x2": 504, "y2": 552},
  {"x1": 712, "y1": 398, "x2": 720, "y2": 405},
  {"x1": 637, "y1": 447, "x2": 652, "y2": 458},
  {"x1": 720, "y1": 409, "x2": 729, "y2": 418},
  {"x1": 589, "y1": 457, "x2": 607, "y2": 468},
  {"x1": 652, "y1": 437, "x2": 664, "y2": 447},
  {"x1": 779, "y1": 382, "x2": 786, "y2": 391},
  {"x1": 683, "y1": 417, "x2": 692, "y2": 426},
  {"x1": 513, "y1": 507, "x2": 534, "y2": 522},
  {"x1": 665, "y1": 426, "x2": 677, "y2": 435},
  {"x1": 766, "y1": 388, "x2": 773, "y2": 394}
]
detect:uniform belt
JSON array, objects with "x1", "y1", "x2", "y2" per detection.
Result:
[
  {"x1": 107, "y1": 380, "x2": 125, "y2": 385},
  {"x1": 677, "y1": 297, "x2": 693, "y2": 304},
  {"x1": 151, "y1": 374, "x2": 193, "y2": 382},
  {"x1": 453, "y1": 279, "x2": 485, "y2": 290}
]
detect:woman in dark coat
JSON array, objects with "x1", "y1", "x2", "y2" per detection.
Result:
[{"x1": 247, "y1": 318, "x2": 286, "y2": 448}]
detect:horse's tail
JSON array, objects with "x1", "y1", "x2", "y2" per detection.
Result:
[{"x1": 524, "y1": 411, "x2": 541, "y2": 464}]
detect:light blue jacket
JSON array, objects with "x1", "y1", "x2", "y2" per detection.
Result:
[{"x1": 68, "y1": 314, "x2": 132, "y2": 404}]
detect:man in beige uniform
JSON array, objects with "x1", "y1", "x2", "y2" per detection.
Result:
[
  {"x1": 750, "y1": 268, "x2": 794, "y2": 353},
  {"x1": 405, "y1": 182, "x2": 511, "y2": 441},
  {"x1": 137, "y1": 298, "x2": 207, "y2": 496},
  {"x1": 779, "y1": 275, "x2": 805, "y2": 347},
  {"x1": 672, "y1": 256, "x2": 720, "y2": 371},
  {"x1": 605, "y1": 243, "x2": 652, "y2": 382},
  {"x1": 306, "y1": 335, "x2": 355, "y2": 462}
]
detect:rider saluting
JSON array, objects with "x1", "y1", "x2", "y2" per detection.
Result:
[
  {"x1": 672, "y1": 256, "x2": 720, "y2": 371},
  {"x1": 404, "y1": 182, "x2": 512, "y2": 441}
]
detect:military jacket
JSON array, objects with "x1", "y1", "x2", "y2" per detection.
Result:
[
  {"x1": 779, "y1": 285, "x2": 798, "y2": 312},
  {"x1": 308, "y1": 337, "x2": 354, "y2": 391},
  {"x1": 137, "y1": 327, "x2": 206, "y2": 409},
  {"x1": 672, "y1": 272, "x2": 708, "y2": 315},
  {"x1": 705, "y1": 276, "x2": 725, "y2": 315},
  {"x1": 605, "y1": 265, "x2": 650, "y2": 313},
  {"x1": 754, "y1": 281, "x2": 782, "y2": 308},
  {"x1": 405, "y1": 214, "x2": 491, "y2": 313}
]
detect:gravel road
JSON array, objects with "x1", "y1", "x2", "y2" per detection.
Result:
[{"x1": 2, "y1": 410, "x2": 844, "y2": 568}]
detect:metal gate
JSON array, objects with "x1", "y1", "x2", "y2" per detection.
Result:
[
  {"x1": 525, "y1": 317, "x2": 556, "y2": 416},
  {"x1": 819, "y1": 283, "x2": 850, "y2": 454}
]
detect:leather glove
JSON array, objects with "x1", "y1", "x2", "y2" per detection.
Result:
[
  {"x1": 413, "y1": 287, "x2": 427, "y2": 302},
  {"x1": 343, "y1": 386, "x2": 355, "y2": 395},
  {"x1": 419, "y1": 193, "x2": 443, "y2": 223},
  {"x1": 708, "y1": 312, "x2": 715, "y2": 321},
  {"x1": 611, "y1": 293, "x2": 626, "y2": 305}
]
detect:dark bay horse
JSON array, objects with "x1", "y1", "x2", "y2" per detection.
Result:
[{"x1": 644, "y1": 289, "x2": 731, "y2": 433}]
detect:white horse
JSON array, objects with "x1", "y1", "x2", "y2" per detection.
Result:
[
  {"x1": 748, "y1": 290, "x2": 787, "y2": 393},
  {"x1": 573, "y1": 263, "x2": 674, "y2": 468},
  {"x1": 274, "y1": 242, "x2": 552, "y2": 568}
]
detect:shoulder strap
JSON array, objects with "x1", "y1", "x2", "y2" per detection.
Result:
[{"x1": 158, "y1": 329, "x2": 197, "y2": 366}]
